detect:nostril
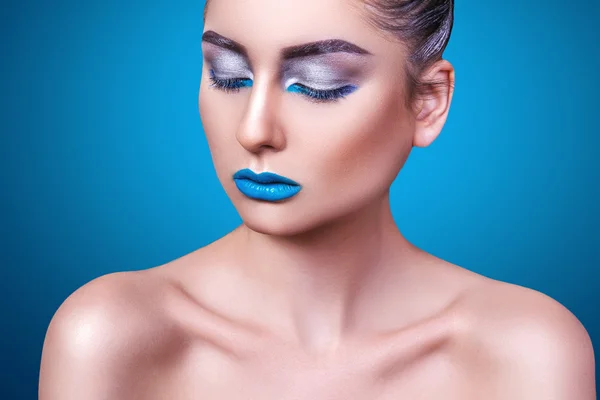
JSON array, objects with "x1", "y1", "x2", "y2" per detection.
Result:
[{"x1": 242, "y1": 143, "x2": 279, "y2": 155}]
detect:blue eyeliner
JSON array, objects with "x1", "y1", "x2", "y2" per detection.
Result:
[
  {"x1": 208, "y1": 70, "x2": 358, "y2": 102},
  {"x1": 233, "y1": 169, "x2": 302, "y2": 202},
  {"x1": 209, "y1": 69, "x2": 253, "y2": 91},
  {"x1": 286, "y1": 83, "x2": 358, "y2": 102}
]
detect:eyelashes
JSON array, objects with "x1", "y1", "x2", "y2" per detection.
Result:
[
  {"x1": 209, "y1": 70, "x2": 253, "y2": 91},
  {"x1": 208, "y1": 69, "x2": 357, "y2": 103},
  {"x1": 286, "y1": 83, "x2": 357, "y2": 103}
]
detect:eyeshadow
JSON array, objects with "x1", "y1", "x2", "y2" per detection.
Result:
[
  {"x1": 203, "y1": 43, "x2": 253, "y2": 78},
  {"x1": 201, "y1": 40, "x2": 373, "y2": 91},
  {"x1": 281, "y1": 54, "x2": 371, "y2": 90}
]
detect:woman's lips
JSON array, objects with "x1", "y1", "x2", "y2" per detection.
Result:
[{"x1": 232, "y1": 168, "x2": 302, "y2": 202}]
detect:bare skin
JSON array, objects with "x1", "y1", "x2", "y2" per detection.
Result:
[{"x1": 39, "y1": 0, "x2": 595, "y2": 398}]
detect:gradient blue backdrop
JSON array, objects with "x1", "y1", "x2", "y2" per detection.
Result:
[{"x1": 1, "y1": 0, "x2": 599, "y2": 398}]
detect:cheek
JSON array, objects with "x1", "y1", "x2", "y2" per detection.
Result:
[
  {"x1": 284, "y1": 87, "x2": 413, "y2": 194},
  {"x1": 199, "y1": 85, "x2": 245, "y2": 172}
]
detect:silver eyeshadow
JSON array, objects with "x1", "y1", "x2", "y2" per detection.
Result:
[
  {"x1": 281, "y1": 54, "x2": 367, "y2": 90},
  {"x1": 204, "y1": 47, "x2": 253, "y2": 79},
  {"x1": 203, "y1": 45, "x2": 370, "y2": 89}
]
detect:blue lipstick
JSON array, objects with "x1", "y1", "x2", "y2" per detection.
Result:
[{"x1": 233, "y1": 168, "x2": 302, "y2": 202}]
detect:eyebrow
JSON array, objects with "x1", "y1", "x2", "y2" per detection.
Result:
[
  {"x1": 282, "y1": 39, "x2": 371, "y2": 59},
  {"x1": 202, "y1": 30, "x2": 249, "y2": 58},
  {"x1": 201, "y1": 30, "x2": 371, "y2": 60}
]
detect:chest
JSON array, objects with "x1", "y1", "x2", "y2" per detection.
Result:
[{"x1": 144, "y1": 345, "x2": 482, "y2": 400}]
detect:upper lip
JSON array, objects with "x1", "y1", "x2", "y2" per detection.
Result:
[{"x1": 233, "y1": 168, "x2": 300, "y2": 186}]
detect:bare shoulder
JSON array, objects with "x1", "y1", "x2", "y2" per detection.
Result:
[
  {"x1": 39, "y1": 269, "x2": 186, "y2": 399},
  {"x1": 459, "y1": 278, "x2": 596, "y2": 399}
]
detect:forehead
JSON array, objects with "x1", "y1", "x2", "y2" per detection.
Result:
[{"x1": 203, "y1": 0, "x2": 400, "y2": 59}]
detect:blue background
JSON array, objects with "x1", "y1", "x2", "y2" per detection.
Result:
[{"x1": 2, "y1": 0, "x2": 599, "y2": 398}]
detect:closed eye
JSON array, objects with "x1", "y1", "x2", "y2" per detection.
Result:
[
  {"x1": 208, "y1": 69, "x2": 358, "y2": 103},
  {"x1": 209, "y1": 70, "x2": 253, "y2": 93},
  {"x1": 286, "y1": 83, "x2": 358, "y2": 103}
]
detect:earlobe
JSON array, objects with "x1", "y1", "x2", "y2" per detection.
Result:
[{"x1": 412, "y1": 61, "x2": 455, "y2": 148}]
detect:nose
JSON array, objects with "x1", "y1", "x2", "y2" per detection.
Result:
[{"x1": 236, "y1": 82, "x2": 286, "y2": 154}]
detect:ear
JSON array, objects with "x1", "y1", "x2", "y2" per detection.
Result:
[{"x1": 412, "y1": 60, "x2": 455, "y2": 148}]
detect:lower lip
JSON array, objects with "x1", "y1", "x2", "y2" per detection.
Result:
[{"x1": 233, "y1": 179, "x2": 301, "y2": 202}]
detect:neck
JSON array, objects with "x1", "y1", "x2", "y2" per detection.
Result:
[{"x1": 235, "y1": 193, "x2": 416, "y2": 353}]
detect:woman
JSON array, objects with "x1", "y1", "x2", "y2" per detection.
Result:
[{"x1": 39, "y1": 0, "x2": 596, "y2": 398}]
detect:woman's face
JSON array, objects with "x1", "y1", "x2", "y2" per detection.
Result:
[{"x1": 200, "y1": 0, "x2": 420, "y2": 236}]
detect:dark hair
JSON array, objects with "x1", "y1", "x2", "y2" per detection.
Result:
[
  {"x1": 203, "y1": 0, "x2": 454, "y2": 100},
  {"x1": 359, "y1": 0, "x2": 454, "y2": 100}
]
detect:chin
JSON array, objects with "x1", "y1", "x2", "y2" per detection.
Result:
[
  {"x1": 236, "y1": 198, "x2": 366, "y2": 239},
  {"x1": 242, "y1": 219, "x2": 302, "y2": 237},
  {"x1": 227, "y1": 186, "x2": 381, "y2": 238},
  {"x1": 238, "y1": 203, "x2": 318, "y2": 237}
]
